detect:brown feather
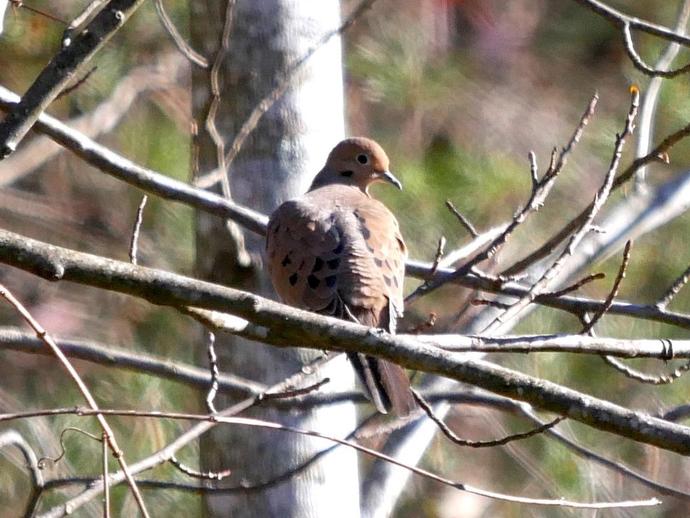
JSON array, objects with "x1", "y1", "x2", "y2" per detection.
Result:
[{"x1": 266, "y1": 138, "x2": 415, "y2": 415}]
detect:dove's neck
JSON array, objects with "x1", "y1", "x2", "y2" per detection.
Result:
[{"x1": 309, "y1": 166, "x2": 369, "y2": 195}]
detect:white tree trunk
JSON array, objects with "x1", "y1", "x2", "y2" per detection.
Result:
[{"x1": 191, "y1": 1, "x2": 359, "y2": 516}]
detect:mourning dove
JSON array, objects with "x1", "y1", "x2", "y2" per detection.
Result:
[{"x1": 266, "y1": 137, "x2": 416, "y2": 416}]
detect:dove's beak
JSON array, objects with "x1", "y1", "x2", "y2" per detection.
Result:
[{"x1": 381, "y1": 170, "x2": 403, "y2": 190}]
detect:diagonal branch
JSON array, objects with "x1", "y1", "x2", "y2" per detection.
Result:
[
  {"x1": 0, "y1": 0, "x2": 148, "y2": 158},
  {"x1": 21, "y1": 408, "x2": 663, "y2": 510},
  {"x1": 571, "y1": 0, "x2": 690, "y2": 48},
  {"x1": 483, "y1": 88, "x2": 639, "y2": 333},
  {"x1": 2, "y1": 230, "x2": 690, "y2": 454},
  {"x1": 0, "y1": 284, "x2": 150, "y2": 518}
]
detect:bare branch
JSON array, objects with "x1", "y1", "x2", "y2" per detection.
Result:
[
  {"x1": 412, "y1": 334, "x2": 690, "y2": 358},
  {"x1": 3, "y1": 231, "x2": 690, "y2": 454},
  {"x1": 571, "y1": 0, "x2": 690, "y2": 48},
  {"x1": 445, "y1": 200, "x2": 479, "y2": 238},
  {"x1": 540, "y1": 272, "x2": 606, "y2": 298},
  {"x1": 128, "y1": 195, "x2": 147, "y2": 265},
  {"x1": 0, "y1": 430, "x2": 44, "y2": 508},
  {"x1": 205, "y1": 330, "x2": 219, "y2": 414},
  {"x1": 6, "y1": 0, "x2": 66, "y2": 25},
  {"x1": 0, "y1": 284, "x2": 150, "y2": 517},
  {"x1": 483, "y1": 88, "x2": 639, "y2": 333},
  {"x1": 0, "y1": 326, "x2": 265, "y2": 396},
  {"x1": 601, "y1": 354, "x2": 690, "y2": 385},
  {"x1": 25, "y1": 407, "x2": 663, "y2": 510},
  {"x1": 0, "y1": 85, "x2": 269, "y2": 236},
  {"x1": 657, "y1": 264, "x2": 690, "y2": 309},
  {"x1": 428, "y1": 236, "x2": 446, "y2": 277},
  {"x1": 0, "y1": 56, "x2": 186, "y2": 187},
  {"x1": 582, "y1": 240, "x2": 633, "y2": 334},
  {"x1": 517, "y1": 405, "x2": 690, "y2": 501},
  {"x1": 408, "y1": 93, "x2": 599, "y2": 304},
  {"x1": 411, "y1": 388, "x2": 565, "y2": 448},
  {"x1": 622, "y1": 22, "x2": 690, "y2": 78},
  {"x1": 169, "y1": 455, "x2": 231, "y2": 481},
  {"x1": 504, "y1": 120, "x2": 690, "y2": 277},
  {"x1": 1, "y1": 82, "x2": 687, "y2": 328},
  {"x1": 102, "y1": 430, "x2": 110, "y2": 518},
  {"x1": 153, "y1": 0, "x2": 208, "y2": 68},
  {"x1": 0, "y1": 0, "x2": 148, "y2": 158}
]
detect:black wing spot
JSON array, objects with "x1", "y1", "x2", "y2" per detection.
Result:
[
  {"x1": 312, "y1": 257, "x2": 324, "y2": 272},
  {"x1": 307, "y1": 274, "x2": 320, "y2": 289},
  {"x1": 289, "y1": 273, "x2": 299, "y2": 286},
  {"x1": 327, "y1": 258, "x2": 340, "y2": 269},
  {"x1": 384, "y1": 276, "x2": 392, "y2": 287},
  {"x1": 333, "y1": 241, "x2": 344, "y2": 254},
  {"x1": 281, "y1": 254, "x2": 292, "y2": 267},
  {"x1": 374, "y1": 258, "x2": 383, "y2": 267},
  {"x1": 393, "y1": 276, "x2": 399, "y2": 287},
  {"x1": 361, "y1": 226, "x2": 371, "y2": 240},
  {"x1": 325, "y1": 275, "x2": 337, "y2": 287}
]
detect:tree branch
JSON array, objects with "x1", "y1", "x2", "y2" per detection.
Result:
[
  {"x1": 20, "y1": 407, "x2": 663, "y2": 511},
  {"x1": 2, "y1": 229, "x2": 690, "y2": 454},
  {"x1": 572, "y1": 0, "x2": 690, "y2": 48},
  {"x1": 0, "y1": 0, "x2": 148, "y2": 158}
]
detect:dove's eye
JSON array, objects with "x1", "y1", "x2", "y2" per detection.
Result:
[{"x1": 356, "y1": 154, "x2": 369, "y2": 165}]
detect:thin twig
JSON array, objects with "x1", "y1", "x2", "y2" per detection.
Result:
[
  {"x1": 102, "y1": 431, "x2": 110, "y2": 518},
  {"x1": 25, "y1": 407, "x2": 662, "y2": 510},
  {"x1": 408, "y1": 94, "x2": 599, "y2": 304},
  {"x1": 446, "y1": 200, "x2": 479, "y2": 238},
  {"x1": 429, "y1": 236, "x2": 446, "y2": 277},
  {"x1": 0, "y1": 284, "x2": 150, "y2": 518},
  {"x1": 204, "y1": 0, "x2": 236, "y2": 199},
  {"x1": 153, "y1": 0, "x2": 208, "y2": 68},
  {"x1": 635, "y1": 0, "x2": 690, "y2": 188},
  {"x1": 7, "y1": 0, "x2": 66, "y2": 24},
  {"x1": 538, "y1": 272, "x2": 606, "y2": 299},
  {"x1": 622, "y1": 22, "x2": 690, "y2": 78},
  {"x1": 55, "y1": 66, "x2": 98, "y2": 100},
  {"x1": 602, "y1": 354, "x2": 690, "y2": 384},
  {"x1": 37, "y1": 427, "x2": 101, "y2": 468},
  {"x1": 205, "y1": 330, "x2": 219, "y2": 414},
  {"x1": 128, "y1": 194, "x2": 147, "y2": 265},
  {"x1": 411, "y1": 388, "x2": 565, "y2": 448},
  {"x1": 582, "y1": 240, "x2": 633, "y2": 334},
  {"x1": 656, "y1": 264, "x2": 690, "y2": 309},
  {"x1": 504, "y1": 110, "x2": 690, "y2": 277},
  {"x1": 483, "y1": 88, "x2": 639, "y2": 334},
  {"x1": 0, "y1": 0, "x2": 148, "y2": 158},
  {"x1": 259, "y1": 378, "x2": 331, "y2": 402},
  {"x1": 169, "y1": 455, "x2": 231, "y2": 481},
  {"x1": 571, "y1": 0, "x2": 690, "y2": 47},
  {"x1": 518, "y1": 404, "x2": 690, "y2": 501}
]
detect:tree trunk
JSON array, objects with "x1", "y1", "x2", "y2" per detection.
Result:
[{"x1": 190, "y1": 1, "x2": 359, "y2": 516}]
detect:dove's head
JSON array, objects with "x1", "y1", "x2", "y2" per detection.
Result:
[{"x1": 310, "y1": 137, "x2": 402, "y2": 194}]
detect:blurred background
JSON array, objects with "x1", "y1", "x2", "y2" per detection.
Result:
[{"x1": 1, "y1": 0, "x2": 690, "y2": 515}]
